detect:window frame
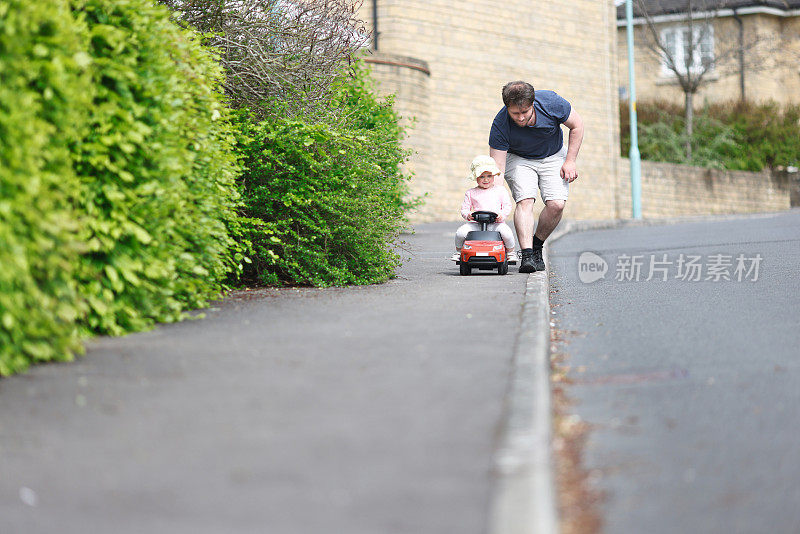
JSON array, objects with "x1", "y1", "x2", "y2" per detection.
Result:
[{"x1": 659, "y1": 24, "x2": 715, "y2": 76}]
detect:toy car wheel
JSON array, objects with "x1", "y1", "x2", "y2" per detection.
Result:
[
  {"x1": 460, "y1": 261, "x2": 471, "y2": 276},
  {"x1": 498, "y1": 259, "x2": 508, "y2": 275}
]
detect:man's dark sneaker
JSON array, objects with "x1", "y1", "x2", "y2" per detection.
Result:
[
  {"x1": 532, "y1": 248, "x2": 546, "y2": 271},
  {"x1": 519, "y1": 249, "x2": 535, "y2": 273}
]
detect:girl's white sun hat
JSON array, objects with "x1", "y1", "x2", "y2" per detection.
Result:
[{"x1": 470, "y1": 155, "x2": 500, "y2": 180}]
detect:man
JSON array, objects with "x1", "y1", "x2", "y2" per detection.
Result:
[{"x1": 489, "y1": 81, "x2": 584, "y2": 273}]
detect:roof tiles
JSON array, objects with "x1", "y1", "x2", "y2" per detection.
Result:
[{"x1": 616, "y1": 0, "x2": 800, "y2": 19}]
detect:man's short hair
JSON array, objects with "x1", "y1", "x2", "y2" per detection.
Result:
[{"x1": 502, "y1": 81, "x2": 535, "y2": 108}]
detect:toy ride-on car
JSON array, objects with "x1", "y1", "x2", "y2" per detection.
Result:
[{"x1": 457, "y1": 210, "x2": 511, "y2": 276}]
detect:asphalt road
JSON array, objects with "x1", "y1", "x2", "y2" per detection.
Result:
[
  {"x1": 549, "y1": 209, "x2": 800, "y2": 533},
  {"x1": 0, "y1": 222, "x2": 532, "y2": 534}
]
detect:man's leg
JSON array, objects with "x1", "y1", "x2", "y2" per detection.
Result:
[
  {"x1": 529, "y1": 147, "x2": 570, "y2": 271},
  {"x1": 515, "y1": 199, "x2": 539, "y2": 273},
  {"x1": 528, "y1": 199, "x2": 565, "y2": 271},
  {"x1": 504, "y1": 153, "x2": 540, "y2": 273},
  {"x1": 513, "y1": 198, "x2": 536, "y2": 249},
  {"x1": 534, "y1": 199, "x2": 566, "y2": 241}
]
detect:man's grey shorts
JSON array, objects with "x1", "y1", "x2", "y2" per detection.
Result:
[{"x1": 504, "y1": 145, "x2": 569, "y2": 203}]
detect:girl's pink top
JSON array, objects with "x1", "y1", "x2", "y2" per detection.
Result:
[{"x1": 460, "y1": 185, "x2": 513, "y2": 221}]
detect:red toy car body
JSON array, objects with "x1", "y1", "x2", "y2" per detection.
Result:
[{"x1": 457, "y1": 211, "x2": 510, "y2": 275}]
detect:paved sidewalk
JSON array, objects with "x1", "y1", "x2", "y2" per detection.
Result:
[{"x1": 0, "y1": 222, "x2": 539, "y2": 534}]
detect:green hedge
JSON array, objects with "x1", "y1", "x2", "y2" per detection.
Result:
[
  {"x1": 1, "y1": 2, "x2": 414, "y2": 375},
  {"x1": 234, "y1": 65, "x2": 414, "y2": 286},
  {"x1": 620, "y1": 100, "x2": 800, "y2": 171},
  {"x1": 709, "y1": 101, "x2": 800, "y2": 171},
  {"x1": 72, "y1": 0, "x2": 242, "y2": 335},
  {"x1": 0, "y1": 0, "x2": 242, "y2": 375},
  {"x1": 0, "y1": 0, "x2": 90, "y2": 375}
]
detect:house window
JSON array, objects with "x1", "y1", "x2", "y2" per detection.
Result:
[{"x1": 660, "y1": 25, "x2": 714, "y2": 75}]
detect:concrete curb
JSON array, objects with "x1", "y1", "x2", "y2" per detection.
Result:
[{"x1": 487, "y1": 267, "x2": 558, "y2": 534}]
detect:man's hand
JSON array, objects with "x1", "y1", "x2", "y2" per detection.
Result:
[{"x1": 561, "y1": 159, "x2": 579, "y2": 183}]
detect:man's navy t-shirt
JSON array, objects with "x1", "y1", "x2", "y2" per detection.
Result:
[{"x1": 488, "y1": 90, "x2": 572, "y2": 159}]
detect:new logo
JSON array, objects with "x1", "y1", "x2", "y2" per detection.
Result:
[{"x1": 578, "y1": 252, "x2": 608, "y2": 283}]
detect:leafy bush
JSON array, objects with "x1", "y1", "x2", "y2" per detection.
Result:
[
  {"x1": 708, "y1": 101, "x2": 800, "y2": 171},
  {"x1": 636, "y1": 112, "x2": 737, "y2": 170},
  {"x1": 1, "y1": 0, "x2": 408, "y2": 376},
  {"x1": 71, "y1": 0, "x2": 243, "y2": 335},
  {"x1": 620, "y1": 100, "x2": 800, "y2": 171},
  {"x1": 157, "y1": 0, "x2": 369, "y2": 120},
  {"x1": 234, "y1": 64, "x2": 413, "y2": 286},
  {"x1": 0, "y1": 0, "x2": 90, "y2": 375},
  {"x1": 1, "y1": 0, "x2": 243, "y2": 375}
]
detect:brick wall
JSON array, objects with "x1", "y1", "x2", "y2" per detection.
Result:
[
  {"x1": 360, "y1": 0, "x2": 622, "y2": 222},
  {"x1": 362, "y1": 52, "x2": 433, "y2": 215},
  {"x1": 617, "y1": 159, "x2": 793, "y2": 218}
]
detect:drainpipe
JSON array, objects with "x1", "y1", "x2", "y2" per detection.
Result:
[
  {"x1": 733, "y1": 8, "x2": 745, "y2": 102},
  {"x1": 372, "y1": 0, "x2": 379, "y2": 51}
]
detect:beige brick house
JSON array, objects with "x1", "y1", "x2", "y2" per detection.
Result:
[
  {"x1": 358, "y1": 1, "x2": 624, "y2": 222},
  {"x1": 617, "y1": 0, "x2": 800, "y2": 106}
]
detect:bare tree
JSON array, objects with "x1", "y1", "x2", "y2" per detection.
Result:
[
  {"x1": 634, "y1": 0, "x2": 788, "y2": 159},
  {"x1": 159, "y1": 0, "x2": 370, "y2": 119}
]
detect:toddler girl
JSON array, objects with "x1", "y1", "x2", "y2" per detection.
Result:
[{"x1": 455, "y1": 155, "x2": 516, "y2": 257}]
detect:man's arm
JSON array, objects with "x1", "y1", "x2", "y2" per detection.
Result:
[
  {"x1": 489, "y1": 147, "x2": 507, "y2": 176},
  {"x1": 560, "y1": 109, "x2": 584, "y2": 183}
]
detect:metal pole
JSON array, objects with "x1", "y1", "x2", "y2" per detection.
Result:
[
  {"x1": 733, "y1": 9, "x2": 745, "y2": 102},
  {"x1": 372, "y1": 0, "x2": 379, "y2": 51},
  {"x1": 626, "y1": 0, "x2": 642, "y2": 219}
]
